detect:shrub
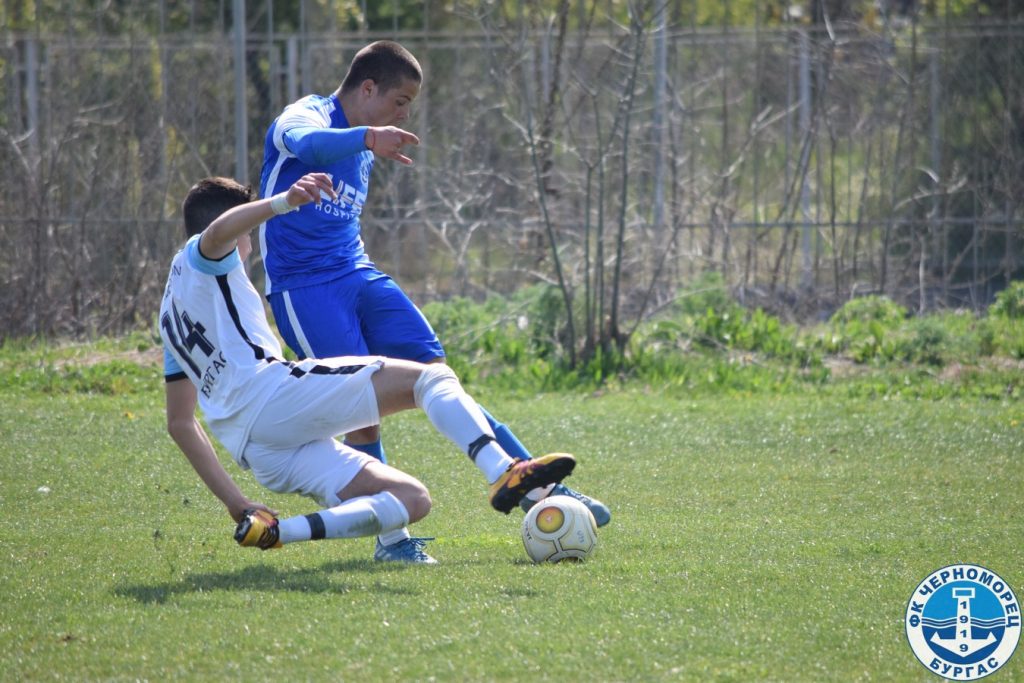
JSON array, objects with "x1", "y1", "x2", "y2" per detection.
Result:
[
  {"x1": 827, "y1": 295, "x2": 907, "y2": 362},
  {"x1": 672, "y1": 271, "x2": 736, "y2": 317},
  {"x1": 898, "y1": 316, "x2": 952, "y2": 366},
  {"x1": 977, "y1": 316, "x2": 1024, "y2": 360},
  {"x1": 830, "y1": 295, "x2": 907, "y2": 326},
  {"x1": 989, "y1": 281, "x2": 1024, "y2": 319}
]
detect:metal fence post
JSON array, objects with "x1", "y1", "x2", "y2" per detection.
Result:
[
  {"x1": 652, "y1": 2, "x2": 667, "y2": 239},
  {"x1": 25, "y1": 36, "x2": 39, "y2": 167},
  {"x1": 799, "y1": 28, "x2": 812, "y2": 291},
  {"x1": 233, "y1": 0, "x2": 248, "y2": 185}
]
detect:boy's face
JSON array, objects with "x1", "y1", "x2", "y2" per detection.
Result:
[{"x1": 360, "y1": 77, "x2": 420, "y2": 127}]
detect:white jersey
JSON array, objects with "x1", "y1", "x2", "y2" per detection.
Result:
[{"x1": 159, "y1": 236, "x2": 292, "y2": 460}]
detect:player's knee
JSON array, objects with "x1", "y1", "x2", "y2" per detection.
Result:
[
  {"x1": 412, "y1": 363, "x2": 459, "y2": 409},
  {"x1": 401, "y1": 481, "x2": 432, "y2": 523}
]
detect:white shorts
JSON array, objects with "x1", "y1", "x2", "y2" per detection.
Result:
[
  {"x1": 241, "y1": 356, "x2": 385, "y2": 507},
  {"x1": 242, "y1": 438, "x2": 375, "y2": 507}
]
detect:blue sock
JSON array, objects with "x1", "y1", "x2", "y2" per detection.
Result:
[
  {"x1": 477, "y1": 405, "x2": 533, "y2": 460},
  {"x1": 346, "y1": 438, "x2": 387, "y2": 464}
]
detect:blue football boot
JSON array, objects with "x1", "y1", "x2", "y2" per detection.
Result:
[{"x1": 374, "y1": 537, "x2": 438, "y2": 564}]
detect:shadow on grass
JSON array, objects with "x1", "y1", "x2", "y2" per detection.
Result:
[{"x1": 114, "y1": 558, "x2": 419, "y2": 605}]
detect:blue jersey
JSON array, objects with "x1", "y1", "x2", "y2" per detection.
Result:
[{"x1": 259, "y1": 94, "x2": 375, "y2": 295}]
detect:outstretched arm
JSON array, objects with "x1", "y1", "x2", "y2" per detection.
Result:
[
  {"x1": 283, "y1": 126, "x2": 420, "y2": 166},
  {"x1": 199, "y1": 172, "x2": 337, "y2": 260},
  {"x1": 165, "y1": 378, "x2": 277, "y2": 523}
]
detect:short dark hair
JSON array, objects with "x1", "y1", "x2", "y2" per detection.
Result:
[
  {"x1": 181, "y1": 177, "x2": 253, "y2": 238},
  {"x1": 340, "y1": 41, "x2": 422, "y2": 94}
]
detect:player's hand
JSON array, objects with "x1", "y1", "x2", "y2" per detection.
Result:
[
  {"x1": 365, "y1": 126, "x2": 420, "y2": 165},
  {"x1": 228, "y1": 500, "x2": 278, "y2": 523},
  {"x1": 286, "y1": 172, "x2": 337, "y2": 208}
]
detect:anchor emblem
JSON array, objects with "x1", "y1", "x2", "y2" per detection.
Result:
[{"x1": 929, "y1": 587, "x2": 998, "y2": 657}]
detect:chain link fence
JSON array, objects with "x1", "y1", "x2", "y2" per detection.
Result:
[{"x1": 1, "y1": 3, "x2": 1021, "y2": 340}]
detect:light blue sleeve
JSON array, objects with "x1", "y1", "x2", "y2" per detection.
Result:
[
  {"x1": 185, "y1": 234, "x2": 242, "y2": 275},
  {"x1": 283, "y1": 126, "x2": 370, "y2": 166},
  {"x1": 163, "y1": 345, "x2": 184, "y2": 378}
]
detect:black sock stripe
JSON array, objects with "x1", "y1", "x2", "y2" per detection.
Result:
[
  {"x1": 467, "y1": 434, "x2": 496, "y2": 463},
  {"x1": 305, "y1": 513, "x2": 326, "y2": 541}
]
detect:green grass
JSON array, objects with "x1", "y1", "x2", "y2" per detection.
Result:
[{"x1": 2, "y1": 381, "x2": 1022, "y2": 681}]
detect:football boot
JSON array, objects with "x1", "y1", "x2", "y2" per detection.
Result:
[
  {"x1": 374, "y1": 537, "x2": 438, "y2": 564},
  {"x1": 489, "y1": 453, "x2": 576, "y2": 514},
  {"x1": 234, "y1": 509, "x2": 282, "y2": 550}
]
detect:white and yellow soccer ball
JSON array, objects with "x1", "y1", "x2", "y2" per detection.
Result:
[{"x1": 521, "y1": 495, "x2": 598, "y2": 563}]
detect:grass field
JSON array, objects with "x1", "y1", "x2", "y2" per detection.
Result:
[{"x1": 2, "y1": 381, "x2": 1022, "y2": 681}]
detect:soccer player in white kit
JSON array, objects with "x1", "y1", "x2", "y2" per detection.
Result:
[{"x1": 160, "y1": 173, "x2": 575, "y2": 552}]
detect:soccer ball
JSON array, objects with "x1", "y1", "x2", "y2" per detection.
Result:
[{"x1": 521, "y1": 495, "x2": 598, "y2": 563}]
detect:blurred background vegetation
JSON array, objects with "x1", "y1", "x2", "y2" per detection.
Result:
[{"x1": 1, "y1": 0, "x2": 1022, "y2": 376}]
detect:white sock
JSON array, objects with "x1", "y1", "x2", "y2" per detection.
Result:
[
  {"x1": 378, "y1": 527, "x2": 411, "y2": 547},
  {"x1": 278, "y1": 516, "x2": 311, "y2": 544},
  {"x1": 475, "y1": 442, "x2": 515, "y2": 484},
  {"x1": 413, "y1": 365, "x2": 514, "y2": 483},
  {"x1": 276, "y1": 491, "x2": 409, "y2": 543}
]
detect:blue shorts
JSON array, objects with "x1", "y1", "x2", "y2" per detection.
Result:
[{"x1": 269, "y1": 269, "x2": 445, "y2": 362}]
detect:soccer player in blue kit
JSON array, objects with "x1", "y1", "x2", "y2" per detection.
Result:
[{"x1": 259, "y1": 41, "x2": 610, "y2": 563}]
